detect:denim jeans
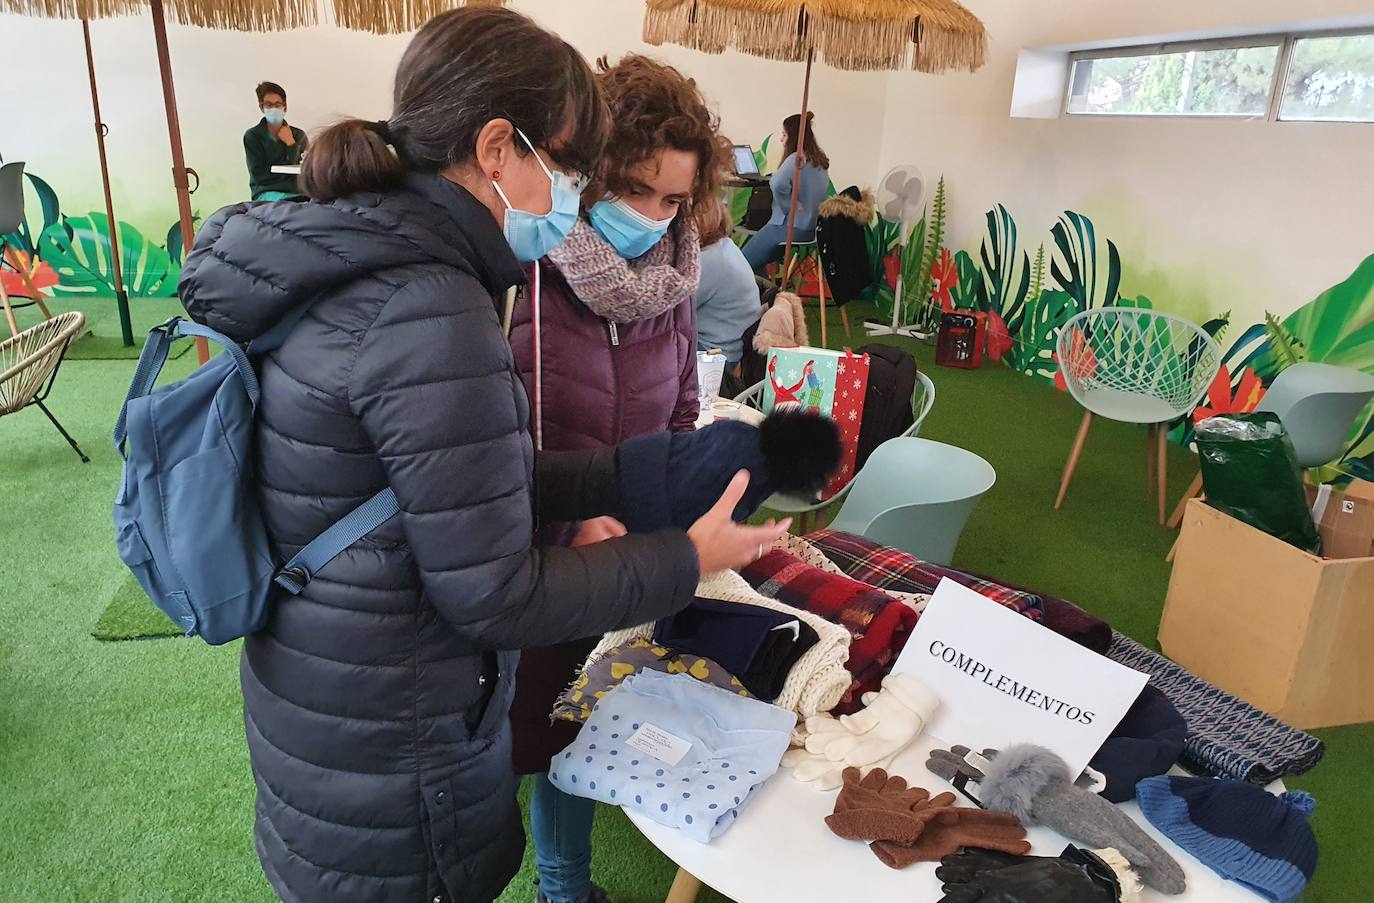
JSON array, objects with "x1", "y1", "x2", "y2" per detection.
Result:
[
  {"x1": 529, "y1": 772, "x2": 596, "y2": 903},
  {"x1": 741, "y1": 223, "x2": 788, "y2": 271}
]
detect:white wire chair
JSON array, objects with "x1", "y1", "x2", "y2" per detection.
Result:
[
  {"x1": 1054, "y1": 307, "x2": 1219, "y2": 522},
  {"x1": 1, "y1": 311, "x2": 89, "y2": 461},
  {"x1": 734, "y1": 369, "x2": 936, "y2": 527}
]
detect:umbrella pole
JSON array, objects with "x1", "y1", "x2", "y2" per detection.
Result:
[
  {"x1": 82, "y1": 18, "x2": 134, "y2": 348},
  {"x1": 780, "y1": 47, "x2": 813, "y2": 289},
  {"x1": 149, "y1": 0, "x2": 208, "y2": 364}
]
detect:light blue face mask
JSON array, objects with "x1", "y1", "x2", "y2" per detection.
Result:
[
  {"x1": 588, "y1": 196, "x2": 675, "y2": 259},
  {"x1": 492, "y1": 129, "x2": 584, "y2": 263},
  {"x1": 262, "y1": 107, "x2": 286, "y2": 126}
]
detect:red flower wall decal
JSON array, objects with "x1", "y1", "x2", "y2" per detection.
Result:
[
  {"x1": 1, "y1": 250, "x2": 59, "y2": 297},
  {"x1": 930, "y1": 247, "x2": 956, "y2": 312},
  {"x1": 1192, "y1": 365, "x2": 1266, "y2": 423}
]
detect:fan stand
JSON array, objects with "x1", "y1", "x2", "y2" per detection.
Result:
[{"x1": 864, "y1": 218, "x2": 929, "y2": 339}]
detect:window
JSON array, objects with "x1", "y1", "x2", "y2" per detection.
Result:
[
  {"x1": 1280, "y1": 33, "x2": 1374, "y2": 122},
  {"x1": 1065, "y1": 29, "x2": 1374, "y2": 123}
]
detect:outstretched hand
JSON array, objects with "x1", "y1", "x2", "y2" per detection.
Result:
[{"x1": 688, "y1": 471, "x2": 792, "y2": 574}]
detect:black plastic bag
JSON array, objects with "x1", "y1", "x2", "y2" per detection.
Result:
[{"x1": 1195, "y1": 412, "x2": 1321, "y2": 554}]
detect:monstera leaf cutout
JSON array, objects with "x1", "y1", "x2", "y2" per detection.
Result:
[
  {"x1": 39, "y1": 214, "x2": 178, "y2": 297},
  {"x1": 1051, "y1": 211, "x2": 1121, "y2": 312},
  {"x1": 950, "y1": 250, "x2": 987, "y2": 310},
  {"x1": 980, "y1": 204, "x2": 1031, "y2": 332},
  {"x1": 1013, "y1": 289, "x2": 1078, "y2": 380}
]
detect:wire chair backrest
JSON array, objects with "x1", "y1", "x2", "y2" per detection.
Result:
[{"x1": 1056, "y1": 307, "x2": 1220, "y2": 416}]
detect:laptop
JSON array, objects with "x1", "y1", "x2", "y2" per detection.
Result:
[{"x1": 732, "y1": 144, "x2": 766, "y2": 181}]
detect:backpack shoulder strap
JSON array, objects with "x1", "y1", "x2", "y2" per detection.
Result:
[{"x1": 274, "y1": 488, "x2": 400, "y2": 595}]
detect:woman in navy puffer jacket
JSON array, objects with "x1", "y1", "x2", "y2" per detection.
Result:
[{"x1": 178, "y1": 12, "x2": 785, "y2": 903}]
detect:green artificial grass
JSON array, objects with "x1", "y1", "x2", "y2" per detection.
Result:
[
  {"x1": 0, "y1": 296, "x2": 1364, "y2": 902},
  {"x1": 92, "y1": 575, "x2": 182, "y2": 641}
]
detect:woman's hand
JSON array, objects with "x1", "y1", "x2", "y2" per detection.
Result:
[
  {"x1": 571, "y1": 516, "x2": 628, "y2": 547},
  {"x1": 688, "y1": 470, "x2": 792, "y2": 574}
]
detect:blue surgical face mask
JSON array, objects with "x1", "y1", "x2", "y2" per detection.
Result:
[
  {"x1": 262, "y1": 107, "x2": 286, "y2": 126},
  {"x1": 491, "y1": 129, "x2": 584, "y2": 263},
  {"x1": 588, "y1": 196, "x2": 675, "y2": 259}
]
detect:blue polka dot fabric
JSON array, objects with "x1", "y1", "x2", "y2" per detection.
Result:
[{"x1": 547, "y1": 671, "x2": 794, "y2": 842}]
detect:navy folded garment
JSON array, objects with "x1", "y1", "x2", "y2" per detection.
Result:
[{"x1": 653, "y1": 597, "x2": 817, "y2": 701}]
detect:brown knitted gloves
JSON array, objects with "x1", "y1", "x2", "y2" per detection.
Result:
[{"x1": 824, "y1": 768, "x2": 1031, "y2": 869}]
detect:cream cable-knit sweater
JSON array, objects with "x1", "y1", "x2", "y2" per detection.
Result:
[{"x1": 583, "y1": 569, "x2": 852, "y2": 730}]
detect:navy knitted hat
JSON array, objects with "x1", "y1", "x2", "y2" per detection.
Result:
[
  {"x1": 1136, "y1": 776, "x2": 1317, "y2": 903},
  {"x1": 615, "y1": 411, "x2": 840, "y2": 533},
  {"x1": 1090, "y1": 684, "x2": 1187, "y2": 803}
]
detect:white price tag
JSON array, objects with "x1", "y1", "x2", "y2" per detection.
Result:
[{"x1": 626, "y1": 722, "x2": 693, "y2": 767}]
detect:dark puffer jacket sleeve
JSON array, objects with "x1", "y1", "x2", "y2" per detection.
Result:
[{"x1": 348, "y1": 271, "x2": 699, "y2": 649}]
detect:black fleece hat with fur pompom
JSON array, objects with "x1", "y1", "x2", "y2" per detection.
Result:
[{"x1": 616, "y1": 411, "x2": 841, "y2": 533}]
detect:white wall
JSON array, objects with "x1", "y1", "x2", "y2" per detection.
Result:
[
  {"x1": 4, "y1": 0, "x2": 1371, "y2": 324},
  {"x1": 876, "y1": 0, "x2": 1374, "y2": 324},
  {"x1": 0, "y1": 1, "x2": 885, "y2": 237}
]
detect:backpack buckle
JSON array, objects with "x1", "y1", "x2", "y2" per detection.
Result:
[{"x1": 275, "y1": 565, "x2": 312, "y2": 595}]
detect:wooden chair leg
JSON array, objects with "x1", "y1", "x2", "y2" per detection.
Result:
[
  {"x1": 1055, "y1": 411, "x2": 1093, "y2": 509},
  {"x1": 0, "y1": 271, "x2": 17, "y2": 338},
  {"x1": 1146, "y1": 424, "x2": 1158, "y2": 492},
  {"x1": 1156, "y1": 422, "x2": 1168, "y2": 524},
  {"x1": 1168, "y1": 471, "x2": 1203, "y2": 529},
  {"x1": 816, "y1": 257, "x2": 828, "y2": 349},
  {"x1": 665, "y1": 867, "x2": 703, "y2": 903},
  {"x1": 840, "y1": 305, "x2": 851, "y2": 339},
  {"x1": 4, "y1": 247, "x2": 51, "y2": 320}
]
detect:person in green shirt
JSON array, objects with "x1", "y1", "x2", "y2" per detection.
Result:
[{"x1": 244, "y1": 81, "x2": 308, "y2": 202}]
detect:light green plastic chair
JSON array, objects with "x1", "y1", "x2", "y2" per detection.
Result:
[
  {"x1": 1054, "y1": 308, "x2": 1220, "y2": 523},
  {"x1": 828, "y1": 437, "x2": 996, "y2": 566},
  {"x1": 734, "y1": 370, "x2": 936, "y2": 526}
]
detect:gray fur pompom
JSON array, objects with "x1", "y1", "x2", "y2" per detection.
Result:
[{"x1": 980, "y1": 743, "x2": 1072, "y2": 824}]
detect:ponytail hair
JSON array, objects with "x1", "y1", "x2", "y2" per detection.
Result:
[
  {"x1": 300, "y1": 119, "x2": 404, "y2": 199},
  {"x1": 300, "y1": 7, "x2": 609, "y2": 201}
]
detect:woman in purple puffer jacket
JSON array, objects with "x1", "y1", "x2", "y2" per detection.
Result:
[{"x1": 506, "y1": 54, "x2": 731, "y2": 903}]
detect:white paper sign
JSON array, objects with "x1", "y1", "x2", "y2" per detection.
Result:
[
  {"x1": 626, "y1": 722, "x2": 693, "y2": 767},
  {"x1": 890, "y1": 579, "x2": 1149, "y2": 778}
]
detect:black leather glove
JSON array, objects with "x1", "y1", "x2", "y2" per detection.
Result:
[{"x1": 937, "y1": 846, "x2": 1122, "y2": 903}]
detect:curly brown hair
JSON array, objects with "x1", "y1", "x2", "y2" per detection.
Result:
[{"x1": 592, "y1": 54, "x2": 731, "y2": 229}]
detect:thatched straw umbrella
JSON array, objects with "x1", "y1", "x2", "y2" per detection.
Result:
[
  {"x1": 1, "y1": 0, "x2": 502, "y2": 356},
  {"x1": 644, "y1": 0, "x2": 986, "y2": 281}
]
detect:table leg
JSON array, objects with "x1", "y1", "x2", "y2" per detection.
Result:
[{"x1": 665, "y1": 867, "x2": 703, "y2": 903}]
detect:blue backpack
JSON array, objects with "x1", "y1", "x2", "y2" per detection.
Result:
[{"x1": 113, "y1": 309, "x2": 398, "y2": 645}]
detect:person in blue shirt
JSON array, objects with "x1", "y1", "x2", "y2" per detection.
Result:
[
  {"x1": 741, "y1": 112, "x2": 831, "y2": 272},
  {"x1": 695, "y1": 199, "x2": 762, "y2": 366}
]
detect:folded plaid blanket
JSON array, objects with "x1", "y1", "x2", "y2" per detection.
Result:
[
  {"x1": 740, "y1": 550, "x2": 916, "y2": 712},
  {"x1": 1108, "y1": 631, "x2": 1325, "y2": 785},
  {"x1": 804, "y1": 529, "x2": 1045, "y2": 621}
]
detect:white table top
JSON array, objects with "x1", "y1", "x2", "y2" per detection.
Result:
[
  {"x1": 627, "y1": 733, "x2": 1273, "y2": 903},
  {"x1": 270, "y1": 165, "x2": 302, "y2": 175}
]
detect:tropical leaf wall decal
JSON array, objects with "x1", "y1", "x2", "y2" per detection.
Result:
[
  {"x1": 1051, "y1": 211, "x2": 1122, "y2": 311},
  {"x1": 980, "y1": 204, "x2": 1030, "y2": 330},
  {"x1": 39, "y1": 214, "x2": 178, "y2": 297}
]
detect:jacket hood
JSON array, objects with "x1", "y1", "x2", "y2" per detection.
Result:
[
  {"x1": 179, "y1": 174, "x2": 525, "y2": 342},
  {"x1": 819, "y1": 188, "x2": 875, "y2": 226}
]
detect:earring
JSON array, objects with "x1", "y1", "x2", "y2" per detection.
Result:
[{"x1": 492, "y1": 170, "x2": 502, "y2": 181}]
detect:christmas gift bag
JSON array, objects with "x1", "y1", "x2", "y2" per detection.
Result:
[{"x1": 764, "y1": 347, "x2": 870, "y2": 499}]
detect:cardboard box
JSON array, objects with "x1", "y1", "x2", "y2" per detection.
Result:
[
  {"x1": 1304, "y1": 479, "x2": 1374, "y2": 560},
  {"x1": 1159, "y1": 498, "x2": 1374, "y2": 729}
]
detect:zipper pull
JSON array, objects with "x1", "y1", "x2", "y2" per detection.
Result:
[{"x1": 608, "y1": 322, "x2": 620, "y2": 346}]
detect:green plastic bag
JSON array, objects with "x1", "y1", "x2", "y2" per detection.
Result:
[{"x1": 1195, "y1": 412, "x2": 1322, "y2": 554}]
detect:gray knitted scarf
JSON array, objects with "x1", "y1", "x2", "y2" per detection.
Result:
[{"x1": 545, "y1": 212, "x2": 701, "y2": 324}]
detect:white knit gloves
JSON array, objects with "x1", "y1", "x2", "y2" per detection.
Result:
[{"x1": 783, "y1": 673, "x2": 940, "y2": 791}]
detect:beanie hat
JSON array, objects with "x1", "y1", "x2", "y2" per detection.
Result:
[
  {"x1": 1090, "y1": 684, "x2": 1187, "y2": 803},
  {"x1": 615, "y1": 411, "x2": 841, "y2": 533},
  {"x1": 1136, "y1": 776, "x2": 1317, "y2": 903}
]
